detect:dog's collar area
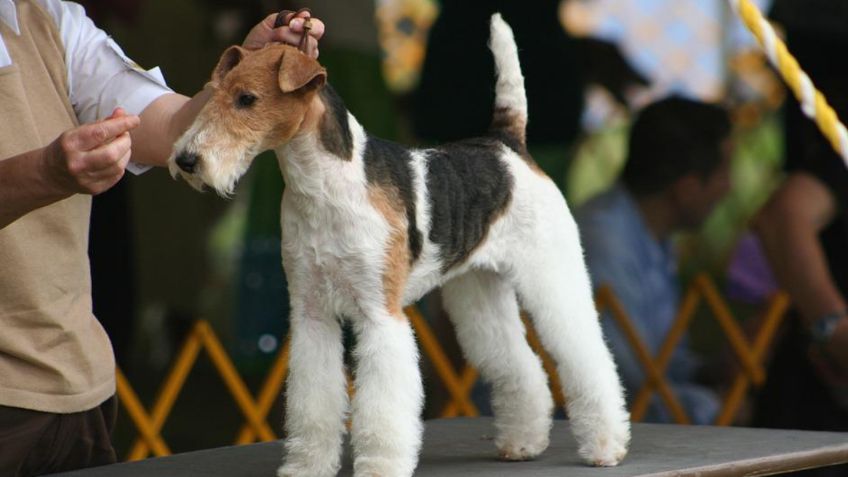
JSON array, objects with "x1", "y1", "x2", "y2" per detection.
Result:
[{"x1": 273, "y1": 7, "x2": 313, "y2": 54}]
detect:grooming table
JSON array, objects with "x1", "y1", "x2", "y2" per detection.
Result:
[{"x1": 51, "y1": 418, "x2": 848, "y2": 476}]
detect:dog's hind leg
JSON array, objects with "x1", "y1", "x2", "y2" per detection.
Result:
[
  {"x1": 278, "y1": 300, "x2": 348, "y2": 477},
  {"x1": 442, "y1": 269, "x2": 554, "y2": 460},
  {"x1": 511, "y1": 210, "x2": 630, "y2": 467},
  {"x1": 350, "y1": 313, "x2": 423, "y2": 477}
]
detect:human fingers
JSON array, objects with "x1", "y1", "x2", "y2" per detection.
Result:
[
  {"x1": 80, "y1": 164, "x2": 127, "y2": 195},
  {"x1": 74, "y1": 134, "x2": 130, "y2": 194},
  {"x1": 289, "y1": 16, "x2": 324, "y2": 41},
  {"x1": 276, "y1": 8, "x2": 313, "y2": 27},
  {"x1": 269, "y1": 10, "x2": 324, "y2": 45},
  {"x1": 274, "y1": 10, "x2": 297, "y2": 28},
  {"x1": 85, "y1": 131, "x2": 133, "y2": 172},
  {"x1": 265, "y1": 28, "x2": 321, "y2": 58},
  {"x1": 62, "y1": 132, "x2": 132, "y2": 195},
  {"x1": 107, "y1": 107, "x2": 129, "y2": 120},
  {"x1": 266, "y1": 28, "x2": 321, "y2": 57},
  {"x1": 60, "y1": 130, "x2": 132, "y2": 193},
  {"x1": 44, "y1": 125, "x2": 130, "y2": 196},
  {"x1": 69, "y1": 114, "x2": 140, "y2": 152},
  {"x1": 243, "y1": 10, "x2": 324, "y2": 53},
  {"x1": 242, "y1": 15, "x2": 274, "y2": 50}
]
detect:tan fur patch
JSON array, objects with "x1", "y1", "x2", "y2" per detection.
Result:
[
  {"x1": 293, "y1": 95, "x2": 325, "y2": 139},
  {"x1": 526, "y1": 156, "x2": 549, "y2": 178},
  {"x1": 367, "y1": 185, "x2": 411, "y2": 319},
  {"x1": 491, "y1": 107, "x2": 546, "y2": 177},
  {"x1": 491, "y1": 107, "x2": 526, "y2": 146}
]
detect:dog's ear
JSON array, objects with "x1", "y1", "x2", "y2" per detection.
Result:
[
  {"x1": 278, "y1": 49, "x2": 327, "y2": 94},
  {"x1": 213, "y1": 46, "x2": 248, "y2": 83}
]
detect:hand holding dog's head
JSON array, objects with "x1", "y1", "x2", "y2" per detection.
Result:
[{"x1": 170, "y1": 44, "x2": 326, "y2": 196}]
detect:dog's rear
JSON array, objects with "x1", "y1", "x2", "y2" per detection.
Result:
[{"x1": 436, "y1": 13, "x2": 631, "y2": 466}]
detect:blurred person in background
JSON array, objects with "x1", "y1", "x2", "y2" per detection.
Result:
[
  {"x1": 0, "y1": 2, "x2": 322, "y2": 474},
  {"x1": 752, "y1": 3, "x2": 848, "y2": 475},
  {"x1": 576, "y1": 97, "x2": 733, "y2": 424}
]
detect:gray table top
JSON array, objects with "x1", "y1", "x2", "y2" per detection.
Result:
[{"x1": 51, "y1": 418, "x2": 848, "y2": 476}]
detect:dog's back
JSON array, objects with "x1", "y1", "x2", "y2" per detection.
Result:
[{"x1": 351, "y1": 13, "x2": 554, "y2": 299}]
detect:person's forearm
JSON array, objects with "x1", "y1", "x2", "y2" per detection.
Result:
[
  {"x1": 130, "y1": 86, "x2": 213, "y2": 167},
  {"x1": 759, "y1": 219, "x2": 846, "y2": 321},
  {"x1": 756, "y1": 177, "x2": 848, "y2": 372},
  {"x1": 0, "y1": 147, "x2": 70, "y2": 229},
  {"x1": 754, "y1": 187, "x2": 846, "y2": 324}
]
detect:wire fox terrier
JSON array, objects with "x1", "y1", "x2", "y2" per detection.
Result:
[{"x1": 170, "y1": 14, "x2": 630, "y2": 477}]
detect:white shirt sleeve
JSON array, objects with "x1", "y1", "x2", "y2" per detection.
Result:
[{"x1": 34, "y1": 0, "x2": 173, "y2": 124}]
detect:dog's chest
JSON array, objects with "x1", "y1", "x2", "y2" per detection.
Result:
[{"x1": 281, "y1": 190, "x2": 391, "y2": 313}]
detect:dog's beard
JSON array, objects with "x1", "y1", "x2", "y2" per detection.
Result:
[
  {"x1": 168, "y1": 116, "x2": 255, "y2": 197},
  {"x1": 168, "y1": 149, "x2": 255, "y2": 198},
  {"x1": 167, "y1": 160, "x2": 204, "y2": 192},
  {"x1": 206, "y1": 156, "x2": 251, "y2": 198}
]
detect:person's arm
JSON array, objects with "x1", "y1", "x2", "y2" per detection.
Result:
[
  {"x1": 1, "y1": 9, "x2": 325, "y2": 225},
  {"x1": 0, "y1": 109, "x2": 138, "y2": 229},
  {"x1": 1, "y1": 6, "x2": 326, "y2": 217},
  {"x1": 129, "y1": 11, "x2": 325, "y2": 167},
  {"x1": 753, "y1": 172, "x2": 848, "y2": 365},
  {"x1": 753, "y1": 173, "x2": 845, "y2": 322}
]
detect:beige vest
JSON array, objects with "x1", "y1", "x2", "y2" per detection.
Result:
[{"x1": 0, "y1": 0, "x2": 115, "y2": 413}]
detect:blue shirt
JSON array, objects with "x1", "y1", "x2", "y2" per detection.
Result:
[{"x1": 576, "y1": 183, "x2": 718, "y2": 424}]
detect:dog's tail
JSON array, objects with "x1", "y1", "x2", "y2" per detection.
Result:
[{"x1": 488, "y1": 13, "x2": 527, "y2": 150}]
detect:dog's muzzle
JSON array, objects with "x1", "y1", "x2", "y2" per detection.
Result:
[{"x1": 175, "y1": 152, "x2": 200, "y2": 173}]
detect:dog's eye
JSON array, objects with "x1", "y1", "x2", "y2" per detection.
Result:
[{"x1": 237, "y1": 93, "x2": 257, "y2": 108}]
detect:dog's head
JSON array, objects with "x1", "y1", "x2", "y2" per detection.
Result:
[{"x1": 169, "y1": 43, "x2": 326, "y2": 195}]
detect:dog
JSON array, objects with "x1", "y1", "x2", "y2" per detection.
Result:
[{"x1": 169, "y1": 13, "x2": 630, "y2": 477}]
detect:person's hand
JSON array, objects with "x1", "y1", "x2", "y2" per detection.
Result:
[
  {"x1": 808, "y1": 319, "x2": 848, "y2": 410},
  {"x1": 243, "y1": 9, "x2": 325, "y2": 58},
  {"x1": 43, "y1": 108, "x2": 139, "y2": 195}
]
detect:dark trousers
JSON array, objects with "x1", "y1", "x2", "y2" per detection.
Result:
[
  {"x1": 0, "y1": 396, "x2": 117, "y2": 477},
  {"x1": 754, "y1": 319, "x2": 848, "y2": 476}
]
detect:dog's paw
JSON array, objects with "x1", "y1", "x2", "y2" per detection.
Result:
[
  {"x1": 492, "y1": 411, "x2": 552, "y2": 461},
  {"x1": 577, "y1": 421, "x2": 630, "y2": 467},
  {"x1": 579, "y1": 436, "x2": 628, "y2": 466},
  {"x1": 496, "y1": 432, "x2": 549, "y2": 461},
  {"x1": 276, "y1": 465, "x2": 296, "y2": 477},
  {"x1": 495, "y1": 420, "x2": 550, "y2": 461},
  {"x1": 353, "y1": 456, "x2": 416, "y2": 477}
]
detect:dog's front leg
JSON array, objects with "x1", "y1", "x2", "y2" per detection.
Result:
[
  {"x1": 278, "y1": 295, "x2": 348, "y2": 477},
  {"x1": 350, "y1": 312, "x2": 423, "y2": 477}
]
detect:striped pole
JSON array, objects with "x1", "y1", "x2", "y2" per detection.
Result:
[{"x1": 729, "y1": 0, "x2": 848, "y2": 164}]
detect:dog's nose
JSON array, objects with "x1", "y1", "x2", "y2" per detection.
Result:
[{"x1": 175, "y1": 152, "x2": 199, "y2": 173}]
